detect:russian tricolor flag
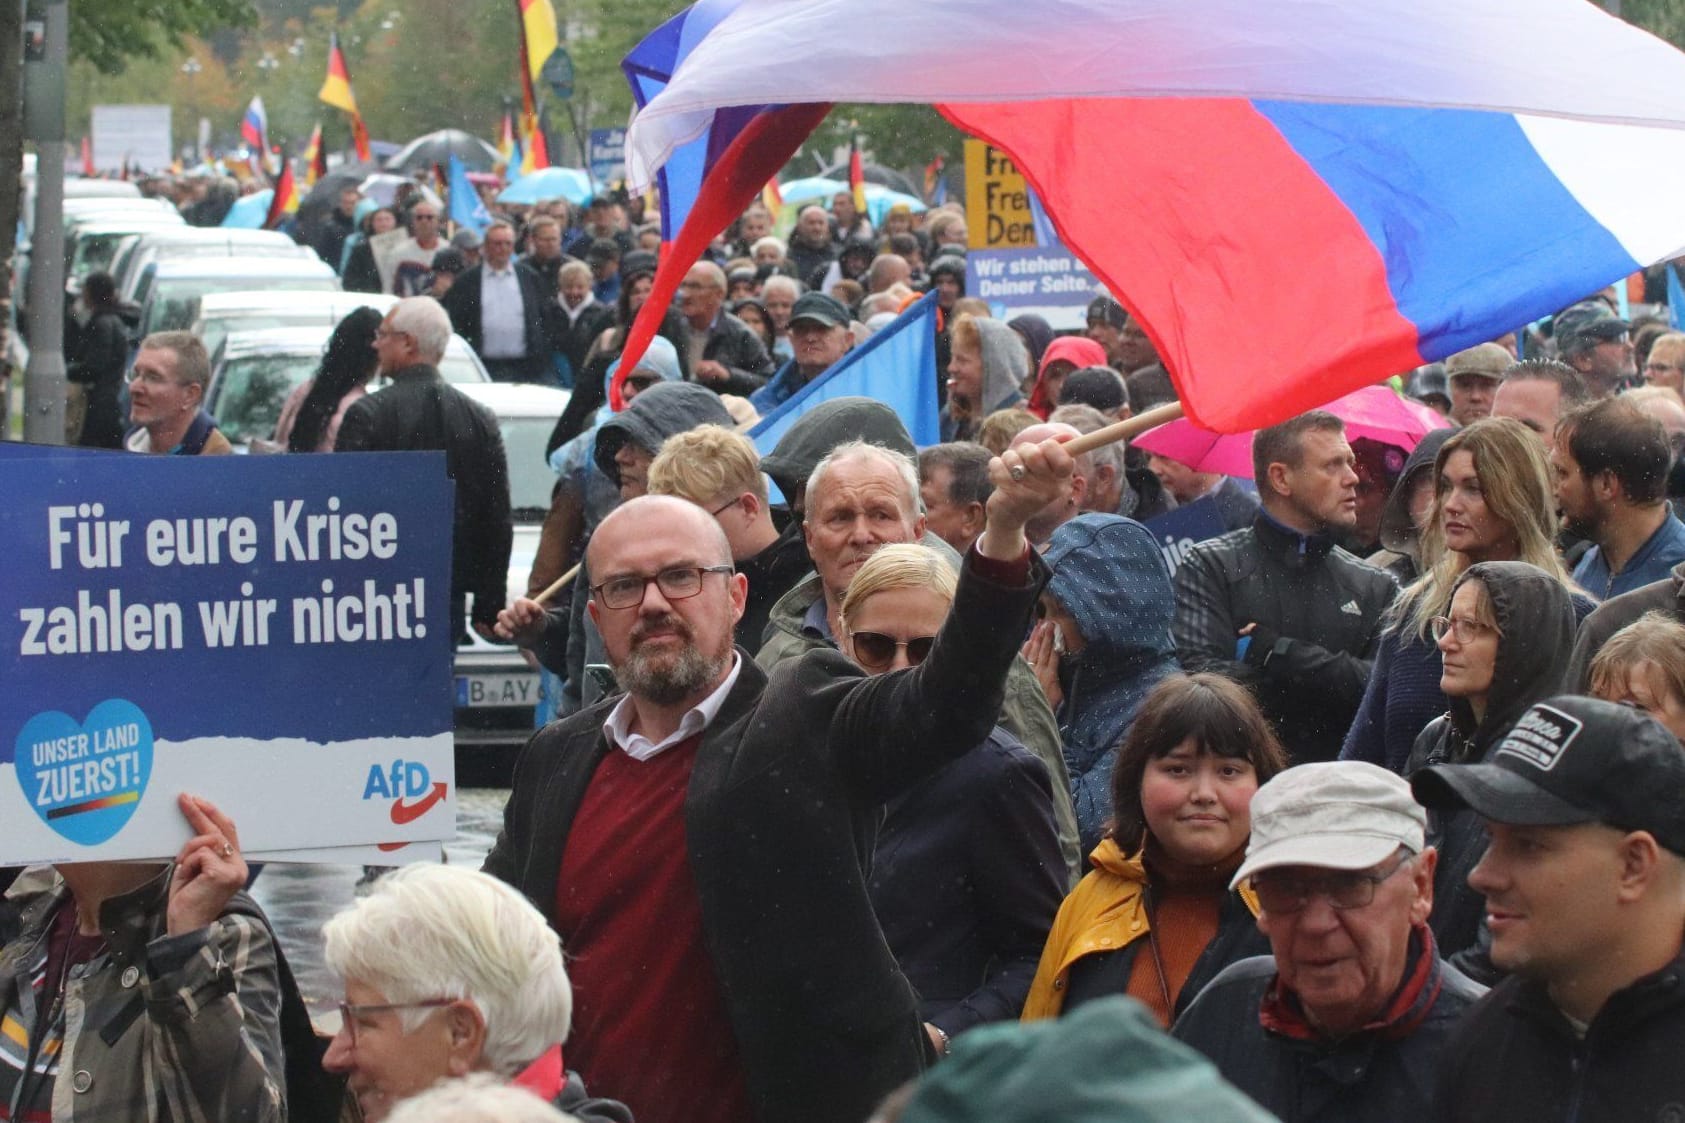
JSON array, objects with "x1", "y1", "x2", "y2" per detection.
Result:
[
  {"x1": 240, "y1": 96, "x2": 268, "y2": 153},
  {"x1": 618, "y1": 0, "x2": 1685, "y2": 433}
]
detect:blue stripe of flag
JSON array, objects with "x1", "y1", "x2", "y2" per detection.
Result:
[{"x1": 1255, "y1": 101, "x2": 1638, "y2": 361}]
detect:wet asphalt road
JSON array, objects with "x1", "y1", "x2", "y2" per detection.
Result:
[{"x1": 249, "y1": 786, "x2": 508, "y2": 1030}]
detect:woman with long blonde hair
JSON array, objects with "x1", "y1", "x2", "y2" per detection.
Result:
[{"x1": 1341, "y1": 418, "x2": 1590, "y2": 773}]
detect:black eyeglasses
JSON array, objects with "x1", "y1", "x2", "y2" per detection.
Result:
[
  {"x1": 591, "y1": 565, "x2": 733, "y2": 610},
  {"x1": 1249, "y1": 851, "x2": 1414, "y2": 914},
  {"x1": 849, "y1": 632, "x2": 936, "y2": 670}
]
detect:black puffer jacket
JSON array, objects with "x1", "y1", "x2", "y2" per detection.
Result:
[
  {"x1": 1434, "y1": 947, "x2": 1685, "y2": 1123},
  {"x1": 1173, "y1": 512, "x2": 1397, "y2": 764},
  {"x1": 700, "y1": 310, "x2": 775, "y2": 395},
  {"x1": 1404, "y1": 561, "x2": 1576, "y2": 971},
  {"x1": 335, "y1": 364, "x2": 512, "y2": 634}
]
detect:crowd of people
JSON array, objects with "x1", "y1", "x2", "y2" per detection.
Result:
[{"x1": 11, "y1": 158, "x2": 1685, "y2": 1123}]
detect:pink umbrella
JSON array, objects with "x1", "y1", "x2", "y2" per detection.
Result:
[{"x1": 1134, "y1": 385, "x2": 1449, "y2": 478}]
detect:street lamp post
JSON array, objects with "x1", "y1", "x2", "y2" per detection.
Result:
[
  {"x1": 22, "y1": 0, "x2": 68, "y2": 444},
  {"x1": 180, "y1": 56, "x2": 203, "y2": 161}
]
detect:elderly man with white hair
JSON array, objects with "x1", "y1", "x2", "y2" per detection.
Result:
[
  {"x1": 757, "y1": 439, "x2": 1082, "y2": 881},
  {"x1": 321, "y1": 864, "x2": 631, "y2": 1123},
  {"x1": 1172, "y1": 762, "x2": 1485, "y2": 1123},
  {"x1": 336, "y1": 296, "x2": 512, "y2": 645},
  {"x1": 677, "y1": 261, "x2": 773, "y2": 395}
]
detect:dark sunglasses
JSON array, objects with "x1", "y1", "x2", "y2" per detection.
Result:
[{"x1": 849, "y1": 631, "x2": 936, "y2": 670}]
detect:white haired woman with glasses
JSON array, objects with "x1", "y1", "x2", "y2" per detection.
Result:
[
  {"x1": 321, "y1": 864, "x2": 631, "y2": 1123},
  {"x1": 838, "y1": 544, "x2": 1066, "y2": 1055}
]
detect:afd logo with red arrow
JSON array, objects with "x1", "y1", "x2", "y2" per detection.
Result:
[{"x1": 362, "y1": 760, "x2": 449, "y2": 827}]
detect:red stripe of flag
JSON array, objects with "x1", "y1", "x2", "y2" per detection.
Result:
[
  {"x1": 613, "y1": 102, "x2": 834, "y2": 409},
  {"x1": 938, "y1": 98, "x2": 1422, "y2": 432}
]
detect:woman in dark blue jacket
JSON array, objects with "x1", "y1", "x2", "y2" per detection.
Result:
[{"x1": 843, "y1": 544, "x2": 1067, "y2": 1053}]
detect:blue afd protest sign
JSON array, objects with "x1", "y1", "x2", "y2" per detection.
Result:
[
  {"x1": 0, "y1": 449, "x2": 457, "y2": 863},
  {"x1": 1144, "y1": 497, "x2": 1230, "y2": 578},
  {"x1": 589, "y1": 127, "x2": 627, "y2": 186},
  {"x1": 966, "y1": 246, "x2": 1107, "y2": 331}
]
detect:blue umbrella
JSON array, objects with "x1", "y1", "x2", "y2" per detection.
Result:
[
  {"x1": 776, "y1": 176, "x2": 845, "y2": 205},
  {"x1": 862, "y1": 186, "x2": 926, "y2": 227},
  {"x1": 773, "y1": 176, "x2": 925, "y2": 226},
  {"x1": 222, "y1": 189, "x2": 274, "y2": 229},
  {"x1": 497, "y1": 167, "x2": 593, "y2": 206}
]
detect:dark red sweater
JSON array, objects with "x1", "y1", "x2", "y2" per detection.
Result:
[{"x1": 555, "y1": 733, "x2": 751, "y2": 1123}]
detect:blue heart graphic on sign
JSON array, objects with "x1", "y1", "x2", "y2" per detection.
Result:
[{"x1": 13, "y1": 700, "x2": 153, "y2": 846}]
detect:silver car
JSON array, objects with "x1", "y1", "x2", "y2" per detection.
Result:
[
  {"x1": 133, "y1": 257, "x2": 341, "y2": 339},
  {"x1": 451, "y1": 381, "x2": 571, "y2": 749},
  {"x1": 113, "y1": 227, "x2": 316, "y2": 303},
  {"x1": 192, "y1": 290, "x2": 399, "y2": 356},
  {"x1": 204, "y1": 324, "x2": 491, "y2": 449}
]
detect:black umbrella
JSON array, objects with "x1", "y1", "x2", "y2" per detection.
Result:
[
  {"x1": 299, "y1": 161, "x2": 385, "y2": 213},
  {"x1": 818, "y1": 161, "x2": 920, "y2": 197},
  {"x1": 385, "y1": 129, "x2": 501, "y2": 174}
]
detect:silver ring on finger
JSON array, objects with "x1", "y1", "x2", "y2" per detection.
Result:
[
  {"x1": 1010, "y1": 465, "x2": 1026, "y2": 481},
  {"x1": 220, "y1": 843, "x2": 233, "y2": 858}
]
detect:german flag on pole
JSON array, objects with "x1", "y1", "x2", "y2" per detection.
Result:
[
  {"x1": 318, "y1": 32, "x2": 359, "y2": 114},
  {"x1": 520, "y1": 0, "x2": 559, "y2": 82},
  {"x1": 514, "y1": 1, "x2": 551, "y2": 171},
  {"x1": 301, "y1": 122, "x2": 326, "y2": 188},
  {"x1": 496, "y1": 107, "x2": 516, "y2": 172},
  {"x1": 349, "y1": 114, "x2": 372, "y2": 164},
  {"x1": 849, "y1": 136, "x2": 868, "y2": 216},
  {"x1": 264, "y1": 157, "x2": 299, "y2": 229},
  {"x1": 320, "y1": 32, "x2": 372, "y2": 162}
]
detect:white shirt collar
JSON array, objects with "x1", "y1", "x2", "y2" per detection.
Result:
[
  {"x1": 602, "y1": 652, "x2": 743, "y2": 761},
  {"x1": 1194, "y1": 475, "x2": 1227, "y2": 502}
]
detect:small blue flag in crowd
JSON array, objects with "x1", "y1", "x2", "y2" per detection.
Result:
[
  {"x1": 751, "y1": 291, "x2": 941, "y2": 455},
  {"x1": 448, "y1": 154, "x2": 492, "y2": 234}
]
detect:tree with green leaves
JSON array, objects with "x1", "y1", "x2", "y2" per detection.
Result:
[{"x1": 71, "y1": 0, "x2": 256, "y2": 75}]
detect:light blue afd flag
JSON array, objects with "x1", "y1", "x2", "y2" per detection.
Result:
[
  {"x1": 750, "y1": 289, "x2": 941, "y2": 456},
  {"x1": 448, "y1": 154, "x2": 491, "y2": 235}
]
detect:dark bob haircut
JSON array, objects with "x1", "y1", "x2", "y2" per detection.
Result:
[{"x1": 1108, "y1": 673, "x2": 1288, "y2": 849}]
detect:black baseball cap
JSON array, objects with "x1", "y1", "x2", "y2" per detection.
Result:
[
  {"x1": 1412, "y1": 696, "x2": 1685, "y2": 856},
  {"x1": 788, "y1": 291, "x2": 850, "y2": 330},
  {"x1": 1553, "y1": 300, "x2": 1629, "y2": 354}
]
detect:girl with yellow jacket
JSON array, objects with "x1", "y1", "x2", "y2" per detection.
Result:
[{"x1": 1023, "y1": 673, "x2": 1288, "y2": 1026}]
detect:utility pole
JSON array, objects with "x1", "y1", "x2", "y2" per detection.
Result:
[
  {"x1": 21, "y1": 0, "x2": 65, "y2": 444},
  {"x1": 0, "y1": 0, "x2": 25, "y2": 434}
]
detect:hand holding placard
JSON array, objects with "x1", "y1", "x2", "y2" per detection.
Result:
[{"x1": 167, "y1": 794, "x2": 247, "y2": 936}]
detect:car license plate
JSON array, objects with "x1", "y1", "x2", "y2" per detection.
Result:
[{"x1": 455, "y1": 673, "x2": 538, "y2": 707}]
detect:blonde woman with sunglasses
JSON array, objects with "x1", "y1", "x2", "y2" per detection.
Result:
[{"x1": 839, "y1": 544, "x2": 1066, "y2": 1056}]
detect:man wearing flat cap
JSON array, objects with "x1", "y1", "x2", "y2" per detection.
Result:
[
  {"x1": 1443, "y1": 342, "x2": 1510, "y2": 426},
  {"x1": 1554, "y1": 300, "x2": 1636, "y2": 398},
  {"x1": 1412, "y1": 696, "x2": 1685, "y2": 1122},
  {"x1": 1173, "y1": 761, "x2": 1485, "y2": 1123}
]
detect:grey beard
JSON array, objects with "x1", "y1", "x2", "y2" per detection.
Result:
[{"x1": 616, "y1": 640, "x2": 729, "y2": 706}]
